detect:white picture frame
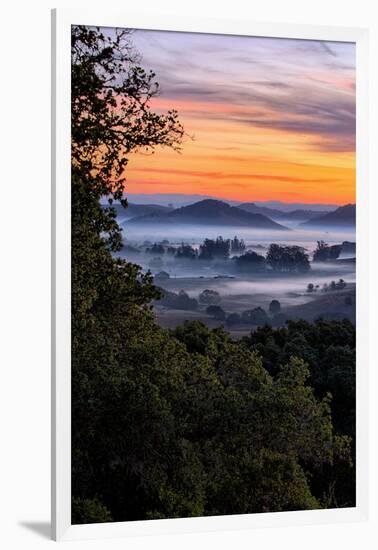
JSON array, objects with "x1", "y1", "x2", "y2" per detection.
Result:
[{"x1": 51, "y1": 8, "x2": 369, "y2": 541}]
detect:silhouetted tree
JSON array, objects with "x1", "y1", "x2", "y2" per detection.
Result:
[
  {"x1": 242, "y1": 307, "x2": 269, "y2": 325},
  {"x1": 146, "y1": 243, "x2": 165, "y2": 255},
  {"x1": 206, "y1": 305, "x2": 226, "y2": 320},
  {"x1": 199, "y1": 289, "x2": 221, "y2": 305},
  {"x1": 175, "y1": 244, "x2": 198, "y2": 260},
  {"x1": 199, "y1": 237, "x2": 230, "y2": 259},
  {"x1": 234, "y1": 251, "x2": 266, "y2": 272},
  {"x1": 266, "y1": 244, "x2": 310, "y2": 273},
  {"x1": 269, "y1": 300, "x2": 281, "y2": 314},
  {"x1": 313, "y1": 241, "x2": 342, "y2": 262},
  {"x1": 230, "y1": 236, "x2": 246, "y2": 253}
]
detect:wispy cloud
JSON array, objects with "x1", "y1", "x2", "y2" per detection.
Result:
[{"x1": 113, "y1": 28, "x2": 356, "y2": 203}]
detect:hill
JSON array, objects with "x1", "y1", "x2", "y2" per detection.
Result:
[
  {"x1": 283, "y1": 287, "x2": 355, "y2": 323},
  {"x1": 301, "y1": 204, "x2": 356, "y2": 227},
  {"x1": 128, "y1": 199, "x2": 289, "y2": 230},
  {"x1": 237, "y1": 202, "x2": 285, "y2": 218},
  {"x1": 253, "y1": 200, "x2": 338, "y2": 213},
  {"x1": 105, "y1": 202, "x2": 174, "y2": 222},
  {"x1": 238, "y1": 202, "x2": 327, "y2": 222}
]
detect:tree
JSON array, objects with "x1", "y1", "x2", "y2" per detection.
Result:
[
  {"x1": 71, "y1": 26, "x2": 187, "y2": 521},
  {"x1": 242, "y1": 319, "x2": 356, "y2": 507},
  {"x1": 231, "y1": 236, "x2": 246, "y2": 253},
  {"x1": 72, "y1": 26, "x2": 184, "y2": 223},
  {"x1": 199, "y1": 237, "x2": 230, "y2": 260},
  {"x1": 234, "y1": 251, "x2": 266, "y2": 272},
  {"x1": 199, "y1": 289, "x2": 221, "y2": 305},
  {"x1": 146, "y1": 243, "x2": 165, "y2": 255},
  {"x1": 241, "y1": 307, "x2": 269, "y2": 325},
  {"x1": 313, "y1": 241, "x2": 342, "y2": 262},
  {"x1": 206, "y1": 305, "x2": 226, "y2": 321},
  {"x1": 160, "y1": 289, "x2": 198, "y2": 310},
  {"x1": 175, "y1": 244, "x2": 198, "y2": 260},
  {"x1": 266, "y1": 244, "x2": 310, "y2": 273},
  {"x1": 269, "y1": 300, "x2": 281, "y2": 314}
]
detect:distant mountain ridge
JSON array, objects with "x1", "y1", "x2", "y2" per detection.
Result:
[
  {"x1": 105, "y1": 202, "x2": 174, "y2": 221},
  {"x1": 238, "y1": 202, "x2": 327, "y2": 222},
  {"x1": 252, "y1": 200, "x2": 338, "y2": 213},
  {"x1": 301, "y1": 204, "x2": 356, "y2": 227},
  {"x1": 123, "y1": 193, "x2": 339, "y2": 212},
  {"x1": 127, "y1": 199, "x2": 289, "y2": 230}
]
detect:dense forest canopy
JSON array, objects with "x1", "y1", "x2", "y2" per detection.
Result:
[{"x1": 71, "y1": 26, "x2": 355, "y2": 524}]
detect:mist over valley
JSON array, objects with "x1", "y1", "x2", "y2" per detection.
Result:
[{"x1": 112, "y1": 195, "x2": 356, "y2": 336}]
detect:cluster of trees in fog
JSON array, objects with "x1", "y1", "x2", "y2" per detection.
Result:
[
  {"x1": 147, "y1": 236, "x2": 246, "y2": 261},
  {"x1": 144, "y1": 236, "x2": 311, "y2": 274},
  {"x1": 159, "y1": 285, "x2": 287, "y2": 328},
  {"x1": 140, "y1": 239, "x2": 355, "y2": 269},
  {"x1": 71, "y1": 27, "x2": 355, "y2": 525},
  {"x1": 307, "y1": 279, "x2": 347, "y2": 293},
  {"x1": 313, "y1": 240, "x2": 355, "y2": 263}
]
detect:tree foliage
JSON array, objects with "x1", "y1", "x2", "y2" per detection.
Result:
[
  {"x1": 266, "y1": 244, "x2": 310, "y2": 273},
  {"x1": 234, "y1": 250, "x2": 266, "y2": 272},
  {"x1": 199, "y1": 237, "x2": 230, "y2": 259}
]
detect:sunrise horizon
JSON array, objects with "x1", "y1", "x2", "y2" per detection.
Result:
[
  {"x1": 117, "y1": 29, "x2": 356, "y2": 206},
  {"x1": 123, "y1": 190, "x2": 353, "y2": 207}
]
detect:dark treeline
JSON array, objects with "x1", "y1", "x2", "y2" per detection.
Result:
[
  {"x1": 146, "y1": 237, "x2": 310, "y2": 273},
  {"x1": 71, "y1": 26, "x2": 355, "y2": 524}
]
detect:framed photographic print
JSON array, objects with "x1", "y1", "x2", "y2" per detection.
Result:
[{"x1": 52, "y1": 8, "x2": 369, "y2": 541}]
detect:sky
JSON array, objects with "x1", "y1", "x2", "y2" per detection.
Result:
[{"x1": 120, "y1": 29, "x2": 356, "y2": 205}]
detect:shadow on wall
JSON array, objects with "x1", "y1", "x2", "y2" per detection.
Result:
[{"x1": 18, "y1": 521, "x2": 51, "y2": 540}]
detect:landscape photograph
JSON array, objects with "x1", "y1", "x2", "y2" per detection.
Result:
[{"x1": 71, "y1": 25, "x2": 356, "y2": 524}]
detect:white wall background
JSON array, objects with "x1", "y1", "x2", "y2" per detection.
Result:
[{"x1": 0, "y1": 0, "x2": 377, "y2": 548}]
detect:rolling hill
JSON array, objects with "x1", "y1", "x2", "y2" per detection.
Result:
[
  {"x1": 238, "y1": 202, "x2": 328, "y2": 222},
  {"x1": 105, "y1": 202, "x2": 174, "y2": 222},
  {"x1": 301, "y1": 204, "x2": 356, "y2": 227},
  {"x1": 128, "y1": 199, "x2": 289, "y2": 230}
]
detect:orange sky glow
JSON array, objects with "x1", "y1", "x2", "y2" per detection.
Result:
[{"x1": 121, "y1": 31, "x2": 356, "y2": 205}]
